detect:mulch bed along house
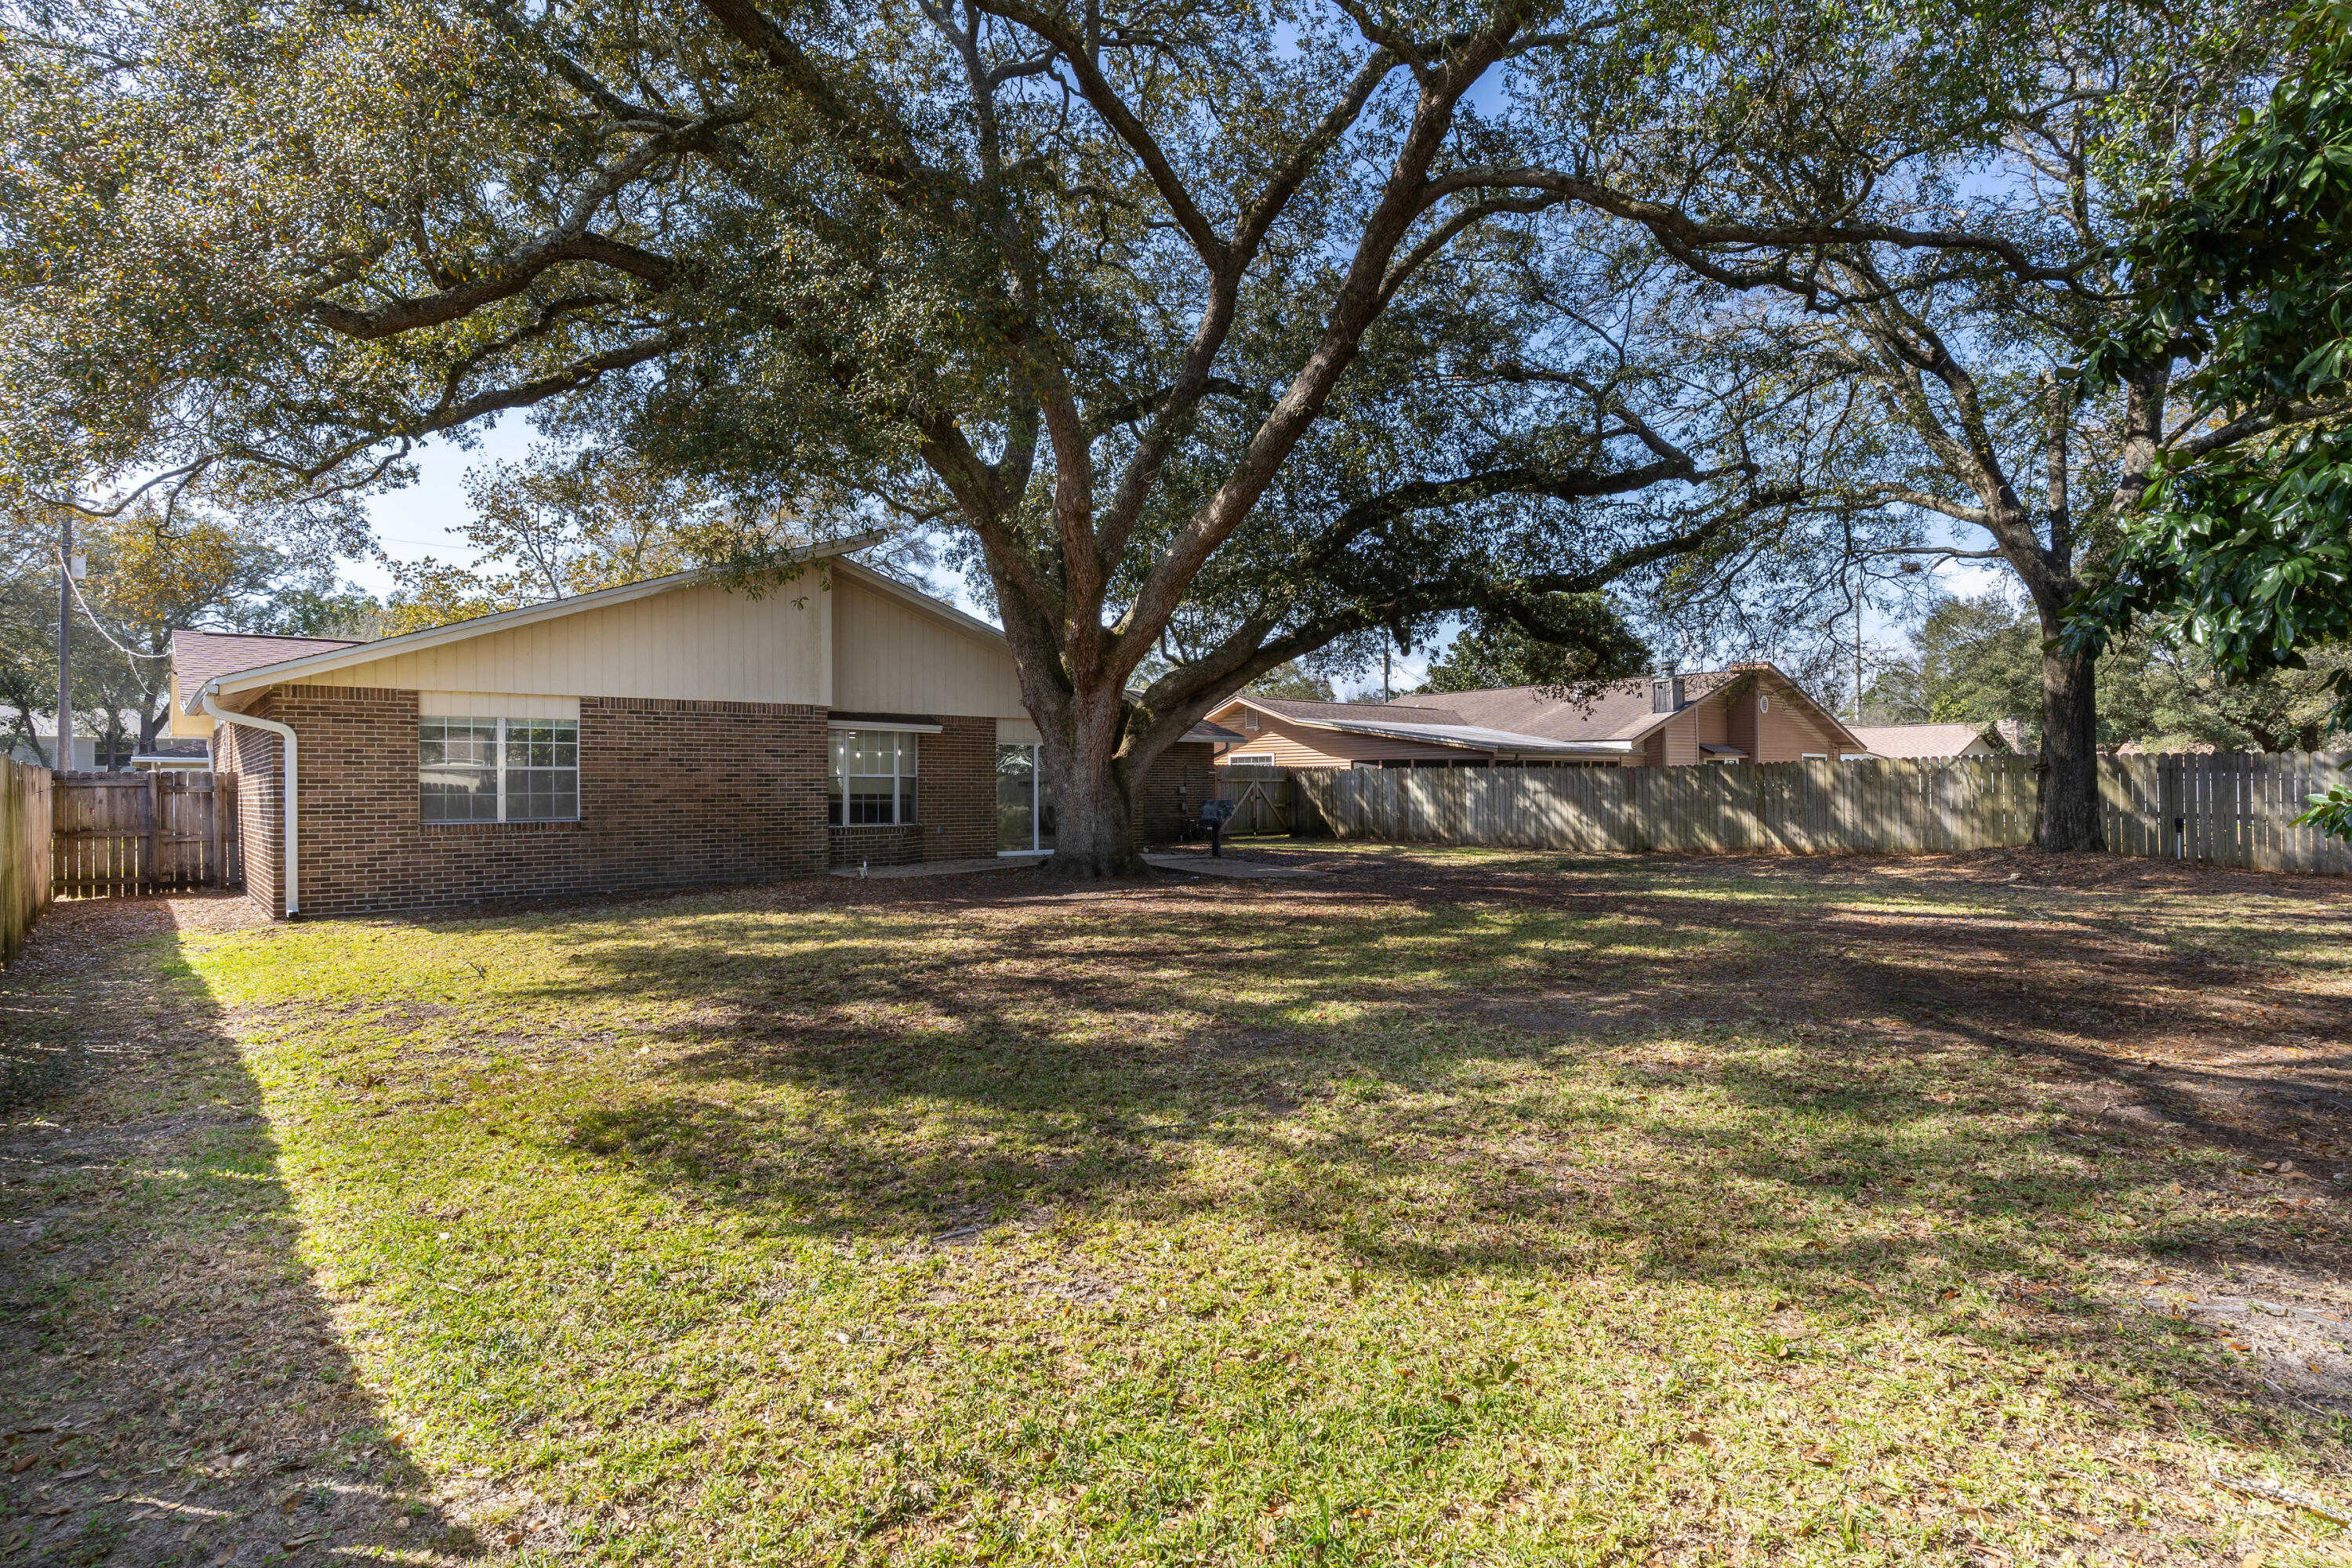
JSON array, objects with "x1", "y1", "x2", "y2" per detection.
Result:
[{"x1": 170, "y1": 546, "x2": 1218, "y2": 917}]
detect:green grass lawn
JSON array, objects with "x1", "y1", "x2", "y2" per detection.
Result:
[{"x1": 24, "y1": 848, "x2": 2352, "y2": 1564}]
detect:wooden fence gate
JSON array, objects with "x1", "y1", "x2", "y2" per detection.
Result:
[
  {"x1": 1213, "y1": 765, "x2": 1296, "y2": 834},
  {"x1": 52, "y1": 771, "x2": 241, "y2": 897}
]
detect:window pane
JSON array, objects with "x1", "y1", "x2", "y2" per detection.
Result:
[
  {"x1": 420, "y1": 717, "x2": 497, "y2": 822},
  {"x1": 420, "y1": 717, "x2": 496, "y2": 768},
  {"x1": 505, "y1": 720, "x2": 576, "y2": 769},
  {"x1": 847, "y1": 775, "x2": 896, "y2": 825},
  {"x1": 421, "y1": 766, "x2": 497, "y2": 822},
  {"x1": 996, "y1": 745, "x2": 1035, "y2": 851},
  {"x1": 827, "y1": 774, "x2": 844, "y2": 827},
  {"x1": 506, "y1": 767, "x2": 578, "y2": 822},
  {"x1": 900, "y1": 775, "x2": 916, "y2": 824}
]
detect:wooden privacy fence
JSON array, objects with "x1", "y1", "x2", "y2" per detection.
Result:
[
  {"x1": 1297, "y1": 755, "x2": 2040, "y2": 855},
  {"x1": 1295, "y1": 750, "x2": 2352, "y2": 872},
  {"x1": 2100, "y1": 750, "x2": 2352, "y2": 874},
  {"x1": 0, "y1": 759, "x2": 53, "y2": 963},
  {"x1": 52, "y1": 771, "x2": 241, "y2": 897}
]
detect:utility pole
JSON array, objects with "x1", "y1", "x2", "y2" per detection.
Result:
[
  {"x1": 55, "y1": 510, "x2": 72, "y2": 773},
  {"x1": 1844, "y1": 553, "x2": 1866, "y2": 724},
  {"x1": 1381, "y1": 647, "x2": 1391, "y2": 703}
]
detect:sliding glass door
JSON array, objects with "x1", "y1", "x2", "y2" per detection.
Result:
[{"x1": 995, "y1": 744, "x2": 1057, "y2": 853}]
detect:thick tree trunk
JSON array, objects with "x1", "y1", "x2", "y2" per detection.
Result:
[
  {"x1": 2034, "y1": 639, "x2": 2105, "y2": 852},
  {"x1": 1036, "y1": 684, "x2": 1153, "y2": 879}
]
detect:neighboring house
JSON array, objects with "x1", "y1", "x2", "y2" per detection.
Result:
[
  {"x1": 6, "y1": 734, "x2": 103, "y2": 771},
  {"x1": 1844, "y1": 723, "x2": 2009, "y2": 759},
  {"x1": 131, "y1": 741, "x2": 213, "y2": 771},
  {"x1": 169, "y1": 546, "x2": 1217, "y2": 917},
  {"x1": 1207, "y1": 664, "x2": 1864, "y2": 769}
]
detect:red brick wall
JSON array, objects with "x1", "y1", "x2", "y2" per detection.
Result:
[
  {"x1": 1134, "y1": 741, "x2": 1217, "y2": 844},
  {"x1": 214, "y1": 689, "x2": 1010, "y2": 913},
  {"x1": 223, "y1": 687, "x2": 831, "y2": 916},
  {"x1": 215, "y1": 713, "x2": 286, "y2": 917},
  {"x1": 829, "y1": 823, "x2": 923, "y2": 867},
  {"x1": 921, "y1": 715, "x2": 997, "y2": 861}
]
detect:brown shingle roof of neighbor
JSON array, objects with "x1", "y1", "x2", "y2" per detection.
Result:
[
  {"x1": 1846, "y1": 723, "x2": 1998, "y2": 758},
  {"x1": 1240, "y1": 696, "x2": 1473, "y2": 727},
  {"x1": 1226, "y1": 695, "x2": 1632, "y2": 754},
  {"x1": 172, "y1": 630, "x2": 365, "y2": 715},
  {"x1": 1386, "y1": 672, "x2": 1745, "y2": 743}
]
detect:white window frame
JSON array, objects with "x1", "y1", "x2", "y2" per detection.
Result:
[
  {"x1": 419, "y1": 715, "x2": 579, "y2": 824},
  {"x1": 830, "y1": 729, "x2": 920, "y2": 826}
]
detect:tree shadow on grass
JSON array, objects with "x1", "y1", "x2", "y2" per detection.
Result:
[
  {"x1": 0, "y1": 898, "x2": 487, "y2": 1567},
  {"x1": 472, "y1": 862, "x2": 2351, "y2": 1441}
]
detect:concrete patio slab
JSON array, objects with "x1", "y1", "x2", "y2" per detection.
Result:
[
  {"x1": 1143, "y1": 854, "x2": 1323, "y2": 879},
  {"x1": 830, "y1": 854, "x2": 1047, "y2": 880}
]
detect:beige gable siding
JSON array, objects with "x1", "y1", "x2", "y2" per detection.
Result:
[
  {"x1": 286, "y1": 576, "x2": 833, "y2": 706},
  {"x1": 831, "y1": 575, "x2": 1028, "y2": 719},
  {"x1": 1660, "y1": 710, "x2": 1700, "y2": 766},
  {"x1": 1755, "y1": 681, "x2": 1845, "y2": 761},
  {"x1": 1207, "y1": 703, "x2": 1462, "y2": 768}
]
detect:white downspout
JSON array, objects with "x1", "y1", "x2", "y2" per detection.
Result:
[{"x1": 201, "y1": 688, "x2": 298, "y2": 917}]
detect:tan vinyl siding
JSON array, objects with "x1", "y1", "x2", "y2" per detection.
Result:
[
  {"x1": 1693, "y1": 695, "x2": 1730, "y2": 752},
  {"x1": 1755, "y1": 682, "x2": 1843, "y2": 761},
  {"x1": 286, "y1": 576, "x2": 833, "y2": 706},
  {"x1": 831, "y1": 576, "x2": 1029, "y2": 719},
  {"x1": 1661, "y1": 711, "x2": 1700, "y2": 766},
  {"x1": 416, "y1": 692, "x2": 581, "y2": 720},
  {"x1": 1726, "y1": 688, "x2": 1758, "y2": 754}
]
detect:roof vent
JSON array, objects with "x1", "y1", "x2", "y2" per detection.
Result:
[{"x1": 1650, "y1": 676, "x2": 1686, "y2": 714}]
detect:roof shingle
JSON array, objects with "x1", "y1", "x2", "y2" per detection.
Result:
[{"x1": 172, "y1": 630, "x2": 365, "y2": 714}]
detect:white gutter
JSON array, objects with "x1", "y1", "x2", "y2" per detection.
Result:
[{"x1": 201, "y1": 688, "x2": 298, "y2": 917}]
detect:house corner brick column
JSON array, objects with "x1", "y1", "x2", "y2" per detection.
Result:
[
  {"x1": 921, "y1": 716, "x2": 996, "y2": 861},
  {"x1": 215, "y1": 701, "x2": 287, "y2": 918},
  {"x1": 1135, "y1": 742, "x2": 1217, "y2": 844}
]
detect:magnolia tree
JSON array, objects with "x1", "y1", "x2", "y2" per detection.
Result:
[{"x1": 6, "y1": 0, "x2": 1997, "y2": 873}]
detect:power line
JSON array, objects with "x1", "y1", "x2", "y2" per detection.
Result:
[{"x1": 57, "y1": 550, "x2": 172, "y2": 675}]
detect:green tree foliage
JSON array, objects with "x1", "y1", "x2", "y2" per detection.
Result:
[
  {"x1": 237, "y1": 586, "x2": 388, "y2": 641},
  {"x1": 1421, "y1": 596, "x2": 1650, "y2": 692},
  {"x1": 2296, "y1": 783, "x2": 2352, "y2": 838},
  {"x1": 2072, "y1": 0, "x2": 2352, "y2": 733},
  {"x1": 0, "y1": 503, "x2": 292, "y2": 763},
  {"x1": 1871, "y1": 594, "x2": 2350, "y2": 751},
  {"x1": 1243, "y1": 662, "x2": 1334, "y2": 703},
  {"x1": 0, "y1": 0, "x2": 1904, "y2": 873}
]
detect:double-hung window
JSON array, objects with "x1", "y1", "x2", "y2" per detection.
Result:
[
  {"x1": 829, "y1": 730, "x2": 917, "y2": 826},
  {"x1": 420, "y1": 717, "x2": 579, "y2": 823}
]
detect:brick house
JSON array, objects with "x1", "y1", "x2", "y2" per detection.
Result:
[
  {"x1": 169, "y1": 546, "x2": 1217, "y2": 917},
  {"x1": 1206, "y1": 664, "x2": 1864, "y2": 769}
]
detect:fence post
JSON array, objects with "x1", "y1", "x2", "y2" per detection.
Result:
[{"x1": 143, "y1": 769, "x2": 161, "y2": 893}]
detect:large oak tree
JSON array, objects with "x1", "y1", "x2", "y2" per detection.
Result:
[{"x1": 5, "y1": 0, "x2": 2020, "y2": 871}]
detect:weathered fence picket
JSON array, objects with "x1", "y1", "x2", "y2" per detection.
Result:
[
  {"x1": 51, "y1": 771, "x2": 241, "y2": 896},
  {"x1": 1293, "y1": 751, "x2": 2352, "y2": 874},
  {"x1": 0, "y1": 759, "x2": 54, "y2": 964}
]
